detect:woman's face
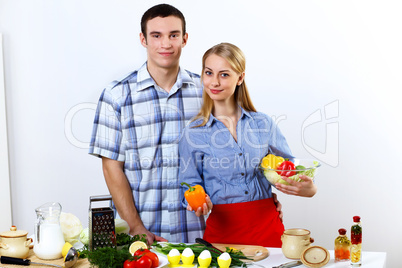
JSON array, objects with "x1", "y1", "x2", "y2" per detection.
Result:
[{"x1": 203, "y1": 54, "x2": 244, "y2": 103}]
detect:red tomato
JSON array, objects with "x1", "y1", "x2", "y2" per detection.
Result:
[
  {"x1": 123, "y1": 260, "x2": 136, "y2": 268},
  {"x1": 134, "y1": 248, "x2": 151, "y2": 257},
  {"x1": 144, "y1": 252, "x2": 159, "y2": 268},
  {"x1": 136, "y1": 255, "x2": 152, "y2": 268}
]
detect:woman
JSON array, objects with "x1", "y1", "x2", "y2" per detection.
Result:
[{"x1": 179, "y1": 43, "x2": 316, "y2": 247}]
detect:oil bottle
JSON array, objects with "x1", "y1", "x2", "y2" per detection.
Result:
[
  {"x1": 334, "y1": 228, "x2": 350, "y2": 262},
  {"x1": 350, "y1": 216, "x2": 362, "y2": 266}
]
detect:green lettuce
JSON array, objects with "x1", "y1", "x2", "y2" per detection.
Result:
[
  {"x1": 114, "y1": 219, "x2": 130, "y2": 234},
  {"x1": 79, "y1": 227, "x2": 89, "y2": 245}
]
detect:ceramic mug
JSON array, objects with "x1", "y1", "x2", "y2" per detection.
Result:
[
  {"x1": 0, "y1": 226, "x2": 32, "y2": 258},
  {"x1": 281, "y1": 228, "x2": 314, "y2": 259}
]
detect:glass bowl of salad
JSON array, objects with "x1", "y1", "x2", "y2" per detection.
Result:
[{"x1": 259, "y1": 154, "x2": 321, "y2": 187}]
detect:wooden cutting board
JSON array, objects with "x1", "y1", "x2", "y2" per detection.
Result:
[{"x1": 212, "y1": 243, "x2": 269, "y2": 262}]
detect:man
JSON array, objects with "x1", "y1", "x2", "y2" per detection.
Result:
[
  {"x1": 89, "y1": 4, "x2": 283, "y2": 245},
  {"x1": 89, "y1": 4, "x2": 204, "y2": 244}
]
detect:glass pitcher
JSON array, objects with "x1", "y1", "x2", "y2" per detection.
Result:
[{"x1": 33, "y1": 202, "x2": 65, "y2": 260}]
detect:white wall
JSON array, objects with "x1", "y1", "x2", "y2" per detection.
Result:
[
  {"x1": 1, "y1": 0, "x2": 401, "y2": 266},
  {"x1": 0, "y1": 33, "x2": 12, "y2": 231}
]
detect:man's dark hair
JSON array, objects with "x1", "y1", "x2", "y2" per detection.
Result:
[{"x1": 141, "y1": 4, "x2": 186, "y2": 37}]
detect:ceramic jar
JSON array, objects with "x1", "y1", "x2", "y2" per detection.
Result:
[
  {"x1": 281, "y1": 228, "x2": 314, "y2": 259},
  {"x1": 0, "y1": 226, "x2": 32, "y2": 258}
]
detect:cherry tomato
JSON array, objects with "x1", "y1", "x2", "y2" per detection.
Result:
[
  {"x1": 136, "y1": 255, "x2": 152, "y2": 268},
  {"x1": 123, "y1": 260, "x2": 136, "y2": 268},
  {"x1": 144, "y1": 252, "x2": 159, "y2": 268}
]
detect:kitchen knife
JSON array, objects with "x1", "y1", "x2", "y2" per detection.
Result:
[
  {"x1": 0, "y1": 256, "x2": 63, "y2": 268},
  {"x1": 272, "y1": 260, "x2": 303, "y2": 268},
  {"x1": 195, "y1": 237, "x2": 224, "y2": 254}
]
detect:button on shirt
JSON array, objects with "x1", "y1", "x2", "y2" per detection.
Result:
[
  {"x1": 179, "y1": 108, "x2": 293, "y2": 205},
  {"x1": 89, "y1": 62, "x2": 205, "y2": 242}
]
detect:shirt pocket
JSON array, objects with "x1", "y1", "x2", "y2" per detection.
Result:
[{"x1": 206, "y1": 145, "x2": 245, "y2": 186}]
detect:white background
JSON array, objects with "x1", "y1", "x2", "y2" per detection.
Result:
[
  {"x1": 1, "y1": 0, "x2": 401, "y2": 267},
  {"x1": 0, "y1": 34, "x2": 12, "y2": 232}
]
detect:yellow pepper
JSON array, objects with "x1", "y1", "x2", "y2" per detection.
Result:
[{"x1": 261, "y1": 154, "x2": 285, "y2": 169}]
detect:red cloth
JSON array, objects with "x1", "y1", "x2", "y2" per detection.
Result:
[{"x1": 203, "y1": 198, "x2": 284, "y2": 247}]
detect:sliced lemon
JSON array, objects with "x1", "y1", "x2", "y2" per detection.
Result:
[
  {"x1": 129, "y1": 241, "x2": 148, "y2": 255},
  {"x1": 62, "y1": 242, "x2": 73, "y2": 258}
]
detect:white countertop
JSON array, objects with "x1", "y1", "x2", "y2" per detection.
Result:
[
  {"x1": 160, "y1": 247, "x2": 386, "y2": 268},
  {"x1": 240, "y1": 247, "x2": 386, "y2": 268}
]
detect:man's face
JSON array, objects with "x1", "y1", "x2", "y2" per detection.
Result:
[{"x1": 140, "y1": 16, "x2": 188, "y2": 71}]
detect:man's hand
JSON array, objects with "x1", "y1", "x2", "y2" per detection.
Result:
[
  {"x1": 275, "y1": 175, "x2": 317, "y2": 197},
  {"x1": 130, "y1": 225, "x2": 168, "y2": 245},
  {"x1": 272, "y1": 193, "x2": 283, "y2": 221},
  {"x1": 187, "y1": 195, "x2": 213, "y2": 217}
]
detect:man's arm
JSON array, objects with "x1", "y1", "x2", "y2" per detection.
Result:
[
  {"x1": 272, "y1": 192, "x2": 283, "y2": 221},
  {"x1": 101, "y1": 157, "x2": 167, "y2": 244}
]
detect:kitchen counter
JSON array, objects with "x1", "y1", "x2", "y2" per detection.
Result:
[
  {"x1": 0, "y1": 248, "x2": 386, "y2": 268},
  {"x1": 248, "y1": 248, "x2": 386, "y2": 268}
]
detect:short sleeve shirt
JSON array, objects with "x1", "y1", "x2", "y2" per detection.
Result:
[{"x1": 89, "y1": 62, "x2": 205, "y2": 243}]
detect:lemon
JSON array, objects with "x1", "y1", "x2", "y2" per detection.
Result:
[
  {"x1": 62, "y1": 242, "x2": 73, "y2": 258},
  {"x1": 129, "y1": 241, "x2": 148, "y2": 255}
]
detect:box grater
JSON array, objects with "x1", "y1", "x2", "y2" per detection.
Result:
[{"x1": 88, "y1": 195, "x2": 116, "y2": 251}]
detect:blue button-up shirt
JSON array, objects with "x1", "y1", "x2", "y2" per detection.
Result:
[{"x1": 179, "y1": 108, "x2": 293, "y2": 205}]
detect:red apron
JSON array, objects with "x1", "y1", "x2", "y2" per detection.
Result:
[{"x1": 203, "y1": 198, "x2": 284, "y2": 247}]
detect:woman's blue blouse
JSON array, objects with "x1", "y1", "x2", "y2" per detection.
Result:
[{"x1": 179, "y1": 108, "x2": 293, "y2": 205}]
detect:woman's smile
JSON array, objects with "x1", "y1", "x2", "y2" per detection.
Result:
[{"x1": 209, "y1": 88, "x2": 223, "y2": 94}]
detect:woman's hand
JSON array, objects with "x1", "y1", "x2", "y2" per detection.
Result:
[
  {"x1": 187, "y1": 195, "x2": 213, "y2": 217},
  {"x1": 275, "y1": 175, "x2": 317, "y2": 197}
]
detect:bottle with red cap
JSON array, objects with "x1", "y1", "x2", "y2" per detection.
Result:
[
  {"x1": 334, "y1": 228, "x2": 351, "y2": 262},
  {"x1": 351, "y1": 216, "x2": 362, "y2": 266}
]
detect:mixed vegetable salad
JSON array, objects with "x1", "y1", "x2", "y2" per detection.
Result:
[{"x1": 260, "y1": 154, "x2": 320, "y2": 186}]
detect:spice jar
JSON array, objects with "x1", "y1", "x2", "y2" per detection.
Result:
[
  {"x1": 334, "y1": 228, "x2": 350, "y2": 262},
  {"x1": 0, "y1": 226, "x2": 32, "y2": 258}
]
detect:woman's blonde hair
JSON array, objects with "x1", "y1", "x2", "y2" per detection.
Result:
[{"x1": 193, "y1": 42, "x2": 257, "y2": 127}]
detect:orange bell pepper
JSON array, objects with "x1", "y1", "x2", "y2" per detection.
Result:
[{"x1": 181, "y1": 182, "x2": 206, "y2": 212}]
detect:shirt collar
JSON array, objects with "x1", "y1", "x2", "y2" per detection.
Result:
[
  {"x1": 205, "y1": 106, "x2": 252, "y2": 127},
  {"x1": 135, "y1": 62, "x2": 196, "y2": 93}
]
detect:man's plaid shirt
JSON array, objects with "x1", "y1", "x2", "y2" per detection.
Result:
[{"x1": 89, "y1": 62, "x2": 205, "y2": 242}]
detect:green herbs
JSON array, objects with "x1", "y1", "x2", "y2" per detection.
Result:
[
  {"x1": 225, "y1": 247, "x2": 245, "y2": 256},
  {"x1": 153, "y1": 242, "x2": 251, "y2": 267},
  {"x1": 116, "y1": 233, "x2": 147, "y2": 247},
  {"x1": 86, "y1": 247, "x2": 132, "y2": 268},
  {"x1": 78, "y1": 233, "x2": 148, "y2": 267}
]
